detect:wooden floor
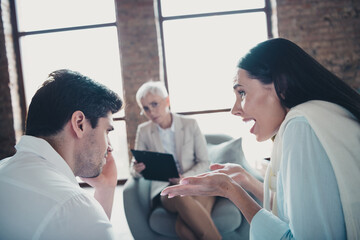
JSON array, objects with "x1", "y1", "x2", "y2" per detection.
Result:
[{"x1": 84, "y1": 185, "x2": 134, "y2": 240}]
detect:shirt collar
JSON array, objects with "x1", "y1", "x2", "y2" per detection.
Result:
[
  {"x1": 15, "y1": 135, "x2": 78, "y2": 185},
  {"x1": 157, "y1": 114, "x2": 175, "y2": 132}
]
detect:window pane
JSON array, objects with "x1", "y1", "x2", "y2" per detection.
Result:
[
  {"x1": 191, "y1": 112, "x2": 273, "y2": 168},
  {"x1": 163, "y1": 13, "x2": 268, "y2": 112},
  {"x1": 19, "y1": 27, "x2": 124, "y2": 118},
  {"x1": 161, "y1": 0, "x2": 265, "y2": 17},
  {"x1": 110, "y1": 121, "x2": 130, "y2": 180},
  {"x1": 15, "y1": 0, "x2": 116, "y2": 32}
]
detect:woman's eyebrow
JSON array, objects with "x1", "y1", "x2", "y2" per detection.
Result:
[{"x1": 233, "y1": 83, "x2": 242, "y2": 89}]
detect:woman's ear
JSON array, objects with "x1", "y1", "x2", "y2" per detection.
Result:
[
  {"x1": 71, "y1": 111, "x2": 87, "y2": 138},
  {"x1": 165, "y1": 96, "x2": 170, "y2": 107}
]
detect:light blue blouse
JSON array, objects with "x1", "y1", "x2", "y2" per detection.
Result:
[{"x1": 250, "y1": 117, "x2": 346, "y2": 239}]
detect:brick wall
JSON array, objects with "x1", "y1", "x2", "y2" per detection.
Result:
[
  {"x1": 276, "y1": 0, "x2": 360, "y2": 89},
  {"x1": 0, "y1": 0, "x2": 16, "y2": 159},
  {"x1": 115, "y1": 0, "x2": 161, "y2": 150}
]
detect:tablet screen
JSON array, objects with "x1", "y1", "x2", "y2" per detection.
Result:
[{"x1": 131, "y1": 149, "x2": 179, "y2": 181}]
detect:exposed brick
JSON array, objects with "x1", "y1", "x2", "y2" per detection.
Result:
[
  {"x1": 276, "y1": 0, "x2": 360, "y2": 88},
  {"x1": 0, "y1": 0, "x2": 16, "y2": 159},
  {"x1": 115, "y1": 0, "x2": 160, "y2": 157}
]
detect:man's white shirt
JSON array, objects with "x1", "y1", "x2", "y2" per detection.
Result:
[{"x1": 0, "y1": 135, "x2": 115, "y2": 240}]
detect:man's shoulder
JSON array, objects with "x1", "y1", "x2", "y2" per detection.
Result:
[
  {"x1": 0, "y1": 174, "x2": 111, "y2": 239},
  {"x1": 0, "y1": 152, "x2": 82, "y2": 201},
  {"x1": 0, "y1": 156, "x2": 102, "y2": 219}
]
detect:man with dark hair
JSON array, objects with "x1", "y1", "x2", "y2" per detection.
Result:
[{"x1": 0, "y1": 69, "x2": 123, "y2": 239}]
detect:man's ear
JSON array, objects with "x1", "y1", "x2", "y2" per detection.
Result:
[{"x1": 71, "y1": 111, "x2": 87, "y2": 138}]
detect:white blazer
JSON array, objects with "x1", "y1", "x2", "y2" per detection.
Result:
[{"x1": 131, "y1": 113, "x2": 210, "y2": 199}]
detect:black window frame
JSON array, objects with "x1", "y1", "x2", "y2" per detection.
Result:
[{"x1": 156, "y1": 0, "x2": 273, "y2": 116}]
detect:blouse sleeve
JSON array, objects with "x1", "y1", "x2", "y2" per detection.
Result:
[{"x1": 250, "y1": 117, "x2": 346, "y2": 239}]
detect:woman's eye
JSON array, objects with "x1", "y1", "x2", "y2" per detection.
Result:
[
  {"x1": 150, "y1": 102, "x2": 158, "y2": 108},
  {"x1": 238, "y1": 91, "x2": 246, "y2": 98}
]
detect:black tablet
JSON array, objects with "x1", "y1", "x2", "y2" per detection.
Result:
[{"x1": 131, "y1": 149, "x2": 179, "y2": 182}]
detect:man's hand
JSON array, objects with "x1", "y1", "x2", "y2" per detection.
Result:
[
  {"x1": 81, "y1": 151, "x2": 117, "y2": 219},
  {"x1": 81, "y1": 151, "x2": 118, "y2": 189}
]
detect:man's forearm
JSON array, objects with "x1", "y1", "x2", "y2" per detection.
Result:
[{"x1": 94, "y1": 187, "x2": 116, "y2": 219}]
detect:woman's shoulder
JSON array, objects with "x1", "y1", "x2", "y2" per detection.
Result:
[
  {"x1": 173, "y1": 113, "x2": 198, "y2": 125},
  {"x1": 282, "y1": 116, "x2": 316, "y2": 142},
  {"x1": 283, "y1": 116, "x2": 316, "y2": 134},
  {"x1": 174, "y1": 113, "x2": 196, "y2": 121},
  {"x1": 137, "y1": 120, "x2": 154, "y2": 131},
  {"x1": 285, "y1": 116, "x2": 308, "y2": 126}
]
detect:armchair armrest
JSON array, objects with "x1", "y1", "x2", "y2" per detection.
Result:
[{"x1": 123, "y1": 177, "x2": 155, "y2": 239}]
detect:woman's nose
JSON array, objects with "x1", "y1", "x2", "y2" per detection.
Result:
[{"x1": 231, "y1": 99, "x2": 243, "y2": 116}]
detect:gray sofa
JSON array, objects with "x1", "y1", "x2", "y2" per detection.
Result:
[{"x1": 123, "y1": 134, "x2": 263, "y2": 240}]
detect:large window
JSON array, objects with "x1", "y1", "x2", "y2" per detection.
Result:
[
  {"x1": 11, "y1": 1, "x2": 275, "y2": 179},
  {"x1": 158, "y1": 0, "x2": 273, "y2": 166},
  {"x1": 13, "y1": 0, "x2": 129, "y2": 179}
]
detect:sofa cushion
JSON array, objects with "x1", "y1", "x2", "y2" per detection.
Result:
[
  {"x1": 211, "y1": 197, "x2": 242, "y2": 233},
  {"x1": 149, "y1": 197, "x2": 242, "y2": 237},
  {"x1": 207, "y1": 137, "x2": 245, "y2": 164},
  {"x1": 149, "y1": 207, "x2": 177, "y2": 237},
  {"x1": 207, "y1": 136, "x2": 264, "y2": 182},
  {"x1": 205, "y1": 134, "x2": 233, "y2": 145}
]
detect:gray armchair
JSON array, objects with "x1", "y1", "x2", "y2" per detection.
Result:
[{"x1": 123, "y1": 134, "x2": 263, "y2": 240}]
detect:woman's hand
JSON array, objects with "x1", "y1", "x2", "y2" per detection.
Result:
[
  {"x1": 132, "y1": 160, "x2": 146, "y2": 174},
  {"x1": 209, "y1": 163, "x2": 253, "y2": 191},
  {"x1": 161, "y1": 169, "x2": 263, "y2": 224},
  {"x1": 161, "y1": 172, "x2": 236, "y2": 199},
  {"x1": 168, "y1": 174, "x2": 183, "y2": 185},
  {"x1": 210, "y1": 163, "x2": 264, "y2": 202}
]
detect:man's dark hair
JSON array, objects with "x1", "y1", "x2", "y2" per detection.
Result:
[{"x1": 25, "y1": 69, "x2": 123, "y2": 137}]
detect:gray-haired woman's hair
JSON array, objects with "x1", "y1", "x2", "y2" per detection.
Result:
[{"x1": 136, "y1": 81, "x2": 169, "y2": 108}]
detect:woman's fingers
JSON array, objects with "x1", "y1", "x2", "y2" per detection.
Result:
[
  {"x1": 169, "y1": 177, "x2": 181, "y2": 185},
  {"x1": 192, "y1": 172, "x2": 212, "y2": 178},
  {"x1": 133, "y1": 162, "x2": 146, "y2": 173},
  {"x1": 161, "y1": 183, "x2": 205, "y2": 197},
  {"x1": 162, "y1": 173, "x2": 230, "y2": 198},
  {"x1": 179, "y1": 176, "x2": 202, "y2": 185},
  {"x1": 209, "y1": 163, "x2": 226, "y2": 171}
]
